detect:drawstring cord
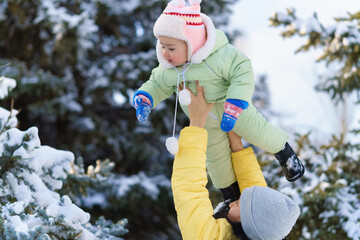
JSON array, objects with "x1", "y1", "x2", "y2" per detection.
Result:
[
  {"x1": 171, "y1": 62, "x2": 193, "y2": 137},
  {"x1": 165, "y1": 61, "x2": 218, "y2": 154}
]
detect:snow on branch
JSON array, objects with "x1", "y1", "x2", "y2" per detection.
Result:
[
  {"x1": 0, "y1": 76, "x2": 16, "y2": 99},
  {"x1": 34, "y1": 0, "x2": 98, "y2": 54},
  {"x1": 269, "y1": 9, "x2": 360, "y2": 101},
  {"x1": 0, "y1": 76, "x2": 128, "y2": 239}
]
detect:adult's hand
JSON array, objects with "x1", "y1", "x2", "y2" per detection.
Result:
[{"x1": 185, "y1": 81, "x2": 213, "y2": 128}]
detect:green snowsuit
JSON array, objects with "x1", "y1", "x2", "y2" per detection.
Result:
[{"x1": 138, "y1": 14, "x2": 288, "y2": 188}]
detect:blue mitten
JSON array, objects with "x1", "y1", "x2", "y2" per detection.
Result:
[
  {"x1": 133, "y1": 91, "x2": 153, "y2": 122},
  {"x1": 220, "y1": 99, "x2": 249, "y2": 132}
]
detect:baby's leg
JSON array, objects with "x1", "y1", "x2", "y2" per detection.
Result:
[
  {"x1": 232, "y1": 103, "x2": 304, "y2": 181},
  {"x1": 232, "y1": 103, "x2": 288, "y2": 153}
]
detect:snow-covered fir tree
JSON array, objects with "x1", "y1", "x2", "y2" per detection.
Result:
[
  {"x1": 263, "y1": 8, "x2": 360, "y2": 239},
  {"x1": 0, "y1": 0, "x2": 239, "y2": 239},
  {"x1": 0, "y1": 75, "x2": 127, "y2": 239}
]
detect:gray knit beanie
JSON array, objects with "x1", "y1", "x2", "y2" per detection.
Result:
[{"x1": 240, "y1": 186, "x2": 300, "y2": 240}]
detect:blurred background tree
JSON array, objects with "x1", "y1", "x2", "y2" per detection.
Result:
[{"x1": 262, "y1": 8, "x2": 360, "y2": 240}]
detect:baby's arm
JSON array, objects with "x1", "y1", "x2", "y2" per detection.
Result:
[
  {"x1": 221, "y1": 46, "x2": 255, "y2": 132},
  {"x1": 225, "y1": 46, "x2": 255, "y2": 102},
  {"x1": 133, "y1": 66, "x2": 174, "y2": 122},
  {"x1": 137, "y1": 67, "x2": 174, "y2": 107}
]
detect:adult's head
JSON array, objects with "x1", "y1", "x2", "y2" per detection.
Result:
[{"x1": 227, "y1": 186, "x2": 300, "y2": 240}]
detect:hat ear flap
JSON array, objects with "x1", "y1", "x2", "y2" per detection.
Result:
[
  {"x1": 189, "y1": 0, "x2": 202, "y2": 5},
  {"x1": 169, "y1": 0, "x2": 185, "y2": 7}
]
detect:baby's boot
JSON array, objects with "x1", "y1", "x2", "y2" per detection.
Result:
[
  {"x1": 220, "y1": 181, "x2": 240, "y2": 202},
  {"x1": 214, "y1": 182, "x2": 240, "y2": 219},
  {"x1": 274, "y1": 142, "x2": 305, "y2": 182}
]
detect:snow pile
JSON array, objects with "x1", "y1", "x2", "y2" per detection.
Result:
[{"x1": 0, "y1": 77, "x2": 95, "y2": 239}]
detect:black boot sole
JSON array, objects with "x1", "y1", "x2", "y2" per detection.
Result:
[{"x1": 286, "y1": 167, "x2": 305, "y2": 182}]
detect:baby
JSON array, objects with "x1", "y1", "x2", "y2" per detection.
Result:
[{"x1": 133, "y1": 0, "x2": 305, "y2": 201}]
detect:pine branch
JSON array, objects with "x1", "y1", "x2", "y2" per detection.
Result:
[
  {"x1": 0, "y1": 156, "x2": 16, "y2": 179},
  {"x1": 0, "y1": 99, "x2": 20, "y2": 135},
  {"x1": 75, "y1": 230, "x2": 82, "y2": 239},
  {"x1": 33, "y1": 230, "x2": 41, "y2": 240},
  {"x1": 0, "y1": 62, "x2": 11, "y2": 68},
  {"x1": 7, "y1": 226, "x2": 16, "y2": 240}
]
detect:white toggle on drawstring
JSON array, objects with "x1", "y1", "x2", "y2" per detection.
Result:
[{"x1": 165, "y1": 62, "x2": 193, "y2": 155}]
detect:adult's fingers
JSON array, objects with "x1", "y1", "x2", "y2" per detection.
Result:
[{"x1": 195, "y1": 81, "x2": 204, "y2": 98}]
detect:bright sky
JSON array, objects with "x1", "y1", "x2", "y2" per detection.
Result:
[{"x1": 230, "y1": 0, "x2": 360, "y2": 143}]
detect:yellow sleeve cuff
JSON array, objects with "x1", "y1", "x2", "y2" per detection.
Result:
[
  {"x1": 231, "y1": 147, "x2": 254, "y2": 160},
  {"x1": 178, "y1": 126, "x2": 208, "y2": 151},
  {"x1": 231, "y1": 147, "x2": 267, "y2": 191}
]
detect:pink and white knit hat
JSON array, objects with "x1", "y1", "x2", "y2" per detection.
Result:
[{"x1": 153, "y1": 0, "x2": 206, "y2": 61}]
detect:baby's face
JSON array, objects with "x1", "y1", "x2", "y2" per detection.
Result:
[{"x1": 158, "y1": 36, "x2": 188, "y2": 66}]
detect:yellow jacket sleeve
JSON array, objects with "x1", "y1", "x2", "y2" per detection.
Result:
[
  {"x1": 172, "y1": 126, "x2": 236, "y2": 240},
  {"x1": 232, "y1": 147, "x2": 267, "y2": 192}
]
